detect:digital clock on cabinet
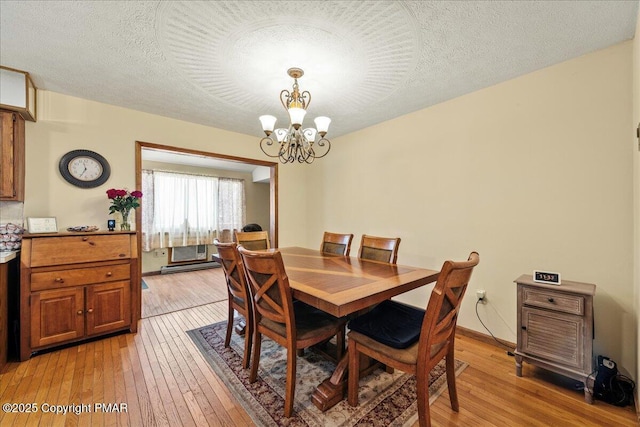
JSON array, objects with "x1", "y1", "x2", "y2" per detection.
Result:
[{"x1": 533, "y1": 270, "x2": 561, "y2": 285}]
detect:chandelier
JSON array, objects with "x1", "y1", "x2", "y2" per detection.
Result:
[{"x1": 259, "y1": 68, "x2": 331, "y2": 164}]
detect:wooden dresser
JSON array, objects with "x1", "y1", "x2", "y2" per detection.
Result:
[
  {"x1": 19, "y1": 231, "x2": 139, "y2": 360},
  {"x1": 514, "y1": 274, "x2": 596, "y2": 403}
]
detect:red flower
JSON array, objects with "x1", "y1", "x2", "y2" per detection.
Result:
[
  {"x1": 106, "y1": 188, "x2": 118, "y2": 199},
  {"x1": 106, "y1": 188, "x2": 143, "y2": 215}
]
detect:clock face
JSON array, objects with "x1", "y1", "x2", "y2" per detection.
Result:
[
  {"x1": 533, "y1": 270, "x2": 561, "y2": 285},
  {"x1": 59, "y1": 150, "x2": 111, "y2": 188},
  {"x1": 68, "y1": 156, "x2": 103, "y2": 181}
]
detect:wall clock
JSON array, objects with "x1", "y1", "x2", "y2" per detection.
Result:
[{"x1": 59, "y1": 149, "x2": 111, "y2": 188}]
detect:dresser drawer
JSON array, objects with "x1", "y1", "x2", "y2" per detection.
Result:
[
  {"x1": 522, "y1": 287, "x2": 584, "y2": 315},
  {"x1": 29, "y1": 235, "x2": 132, "y2": 267},
  {"x1": 31, "y1": 263, "x2": 131, "y2": 291}
]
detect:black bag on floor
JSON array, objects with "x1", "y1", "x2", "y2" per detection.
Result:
[{"x1": 594, "y1": 355, "x2": 635, "y2": 407}]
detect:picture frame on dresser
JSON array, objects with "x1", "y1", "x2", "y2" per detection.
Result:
[{"x1": 27, "y1": 217, "x2": 58, "y2": 233}]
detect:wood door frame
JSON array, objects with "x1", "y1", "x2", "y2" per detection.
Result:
[{"x1": 134, "y1": 140, "x2": 279, "y2": 251}]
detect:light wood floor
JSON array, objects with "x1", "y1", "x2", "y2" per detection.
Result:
[
  {"x1": 141, "y1": 268, "x2": 228, "y2": 318},
  {"x1": 1, "y1": 269, "x2": 637, "y2": 426}
]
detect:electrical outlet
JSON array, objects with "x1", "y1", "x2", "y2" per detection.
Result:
[
  {"x1": 476, "y1": 289, "x2": 486, "y2": 302},
  {"x1": 154, "y1": 248, "x2": 167, "y2": 258}
]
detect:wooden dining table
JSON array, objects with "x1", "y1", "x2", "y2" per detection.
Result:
[{"x1": 277, "y1": 246, "x2": 440, "y2": 411}]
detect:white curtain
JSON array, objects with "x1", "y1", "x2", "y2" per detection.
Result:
[
  {"x1": 141, "y1": 170, "x2": 245, "y2": 251},
  {"x1": 218, "y1": 177, "x2": 246, "y2": 232}
]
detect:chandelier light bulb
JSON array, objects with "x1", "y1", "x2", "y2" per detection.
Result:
[
  {"x1": 288, "y1": 107, "x2": 306, "y2": 129},
  {"x1": 275, "y1": 128, "x2": 288, "y2": 142},
  {"x1": 303, "y1": 128, "x2": 317, "y2": 142},
  {"x1": 259, "y1": 115, "x2": 277, "y2": 135},
  {"x1": 314, "y1": 116, "x2": 331, "y2": 136}
]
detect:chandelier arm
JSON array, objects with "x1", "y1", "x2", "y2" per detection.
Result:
[
  {"x1": 259, "y1": 136, "x2": 284, "y2": 158},
  {"x1": 301, "y1": 91, "x2": 311, "y2": 110},
  {"x1": 280, "y1": 89, "x2": 291, "y2": 111},
  {"x1": 311, "y1": 137, "x2": 331, "y2": 159}
]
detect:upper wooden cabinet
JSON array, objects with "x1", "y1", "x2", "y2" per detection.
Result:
[{"x1": 0, "y1": 110, "x2": 25, "y2": 201}]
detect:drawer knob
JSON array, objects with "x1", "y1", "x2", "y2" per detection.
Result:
[
  {"x1": 77, "y1": 310, "x2": 83, "y2": 315},
  {"x1": 55, "y1": 278, "x2": 64, "y2": 283},
  {"x1": 547, "y1": 298, "x2": 555, "y2": 303},
  {"x1": 82, "y1": 237, "x2": 89, "y2": 241},
  {"x1": 106, "y1": 272, "x2": 113, "y2": 277},
  {"x1": 87, "y1": 308, "x2": 94, "y2": 314}
]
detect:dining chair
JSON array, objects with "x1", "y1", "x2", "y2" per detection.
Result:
[
  {"x1": 358, "y1": 234, "x2": 401, "y2": 264},
  {"x1": 320, "y1": 231, "x2": 354, "y2": 256},
  {"x1": 213, "y1": 240, "x2": 254, "y2": 369},
  {"x1": 238, "y1": 246, "x2": 347, "y2": 418},
  {"x1": 235, "y1": 230, "x2": 270, "y2": 250},
  {"x1": 347, "y1": 252, "x2": 480, "y2": 427}
]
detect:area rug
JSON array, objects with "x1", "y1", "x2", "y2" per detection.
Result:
[{"x1": 187, "y1": 320, "x2": 468, "y2": 427}]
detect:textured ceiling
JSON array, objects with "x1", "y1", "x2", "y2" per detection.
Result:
[{"x1": 0, "y1": 1, "x2": 637, "y2": 139}]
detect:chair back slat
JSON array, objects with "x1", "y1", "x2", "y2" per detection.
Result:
[
  {"x1": 236, "y1": 231, "x2": 271, "y2": 250},
  {"x1": 358, "y1": 234, "x2": 401, "y2": 264},
  {"x1": 321, "y1": 232, "x2": 354, "y2": 256}
]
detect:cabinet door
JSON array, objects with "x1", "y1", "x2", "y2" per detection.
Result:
[
  {"x1": 0, "y1": 111, "x2": 25, "y2": 201},
  {"x1": 521, "y1": 306, "x2": 584, "y2": 370},
  {"x1": 86, "y1": 281, "x2": 131, "y2": 336},
  {"x1": 31, "y1": 287, "x2": 85, "y2": 348}
]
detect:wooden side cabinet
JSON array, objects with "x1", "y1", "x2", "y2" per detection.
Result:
[
  {"x1": 0, "y1": 110, "x2": 25, "y2": 201},
  {"x1": 20, "y1": 232, "x2": 139, "y2": 360},
  {"x1": 514, "y1": 274, "x2": 596, "y2": 403}
]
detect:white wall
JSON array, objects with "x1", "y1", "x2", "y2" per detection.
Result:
[{"x1": 306, "y1": 42, "x2": 635, "y2": 374}]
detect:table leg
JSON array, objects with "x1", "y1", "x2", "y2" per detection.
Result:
[
  {"x1": 311, "y1": 350, "x2": 381, "y2": 411},
  {"x1": 311, "y1": 354, "x2": 349, "y2": 411}
]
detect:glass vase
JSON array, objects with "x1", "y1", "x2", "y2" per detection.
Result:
[{"x1": 120, "y1": 209, "x2": 131, "y2": 231}]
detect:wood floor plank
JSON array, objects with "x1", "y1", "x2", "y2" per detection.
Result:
[
  {"x1": 1, "y1": 268, "x2": 636, "y2": 427},
  {"x1": 138, "y1": 318, "x2": 180, "y2": 427},
  {"x1": 120, "y1": 334, "x2": 145, "y2": 427},
  {"x1": 158, "y1": 306, "x2": 234, "y2": 426},
  {"x1": 144, "y1": 316, "x2": 195, "y2": 427}
]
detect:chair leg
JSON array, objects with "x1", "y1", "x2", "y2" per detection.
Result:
[
  {"x1": 416, "y1": 366, "x2": 431, "y2": 427},
  {"x1": 445, "y1": 350, "x2": 459, "y2": 411},
  {"x1": 225, "y1": 305, "x2": 234, "y2": 347},
  {"x1": 284, "y1": 347, "x2": 297, "y2": 417},
  {"x1": 242, "y1": 314, "x2": 252, "y2": 369},
  {"x1": 347, "y1": 341, "x2": 360, "y2": 406},
  {"x1": 249, "y1": 331, "x2": 262, "y2": 383}
]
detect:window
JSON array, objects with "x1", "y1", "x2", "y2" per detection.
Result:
[{"x1": 141, "y1": 170, "x2": 245, "y2": 251}]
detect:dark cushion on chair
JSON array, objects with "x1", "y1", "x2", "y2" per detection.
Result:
[{"x1": 348, "y1": 300, "x2": 425, "y2": 349}]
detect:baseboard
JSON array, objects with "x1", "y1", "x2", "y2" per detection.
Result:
[
  {"x1": 142, "y1": 271, "x2": 161, "y2": 277},
  {"x1": 456, "y1": 325, "x2": 515, "y2": 350}
]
